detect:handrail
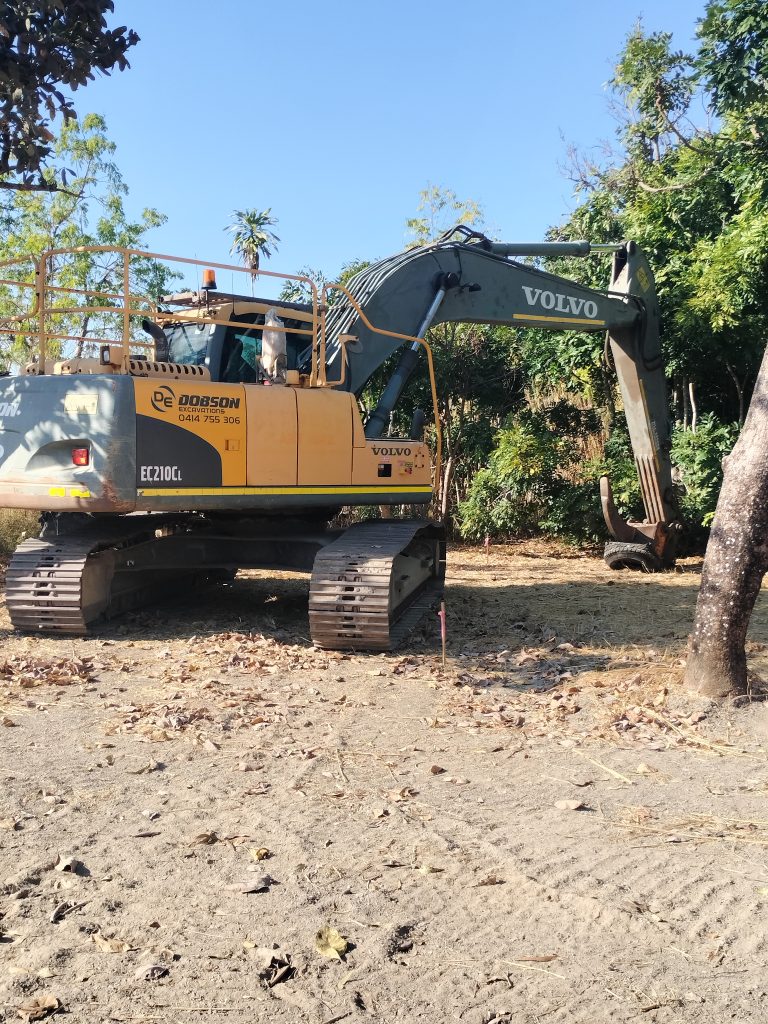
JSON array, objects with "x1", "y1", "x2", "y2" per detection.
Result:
[
  {"x1": 0, "y1": 256, "x2": 42, "y2": 324},
  {"x1": 3, "y1": 246, "x2": 320, "y2": 373},
  {"x1": 320, "y1": 281, "x2": 442, "y2": 492}
]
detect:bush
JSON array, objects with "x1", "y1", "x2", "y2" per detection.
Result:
[
  {"x1": 540, "y1": 480, "x2": 607, "y2": 540},
  {"x1": 458, "y1": 406, "x2": 608, "y2": 543},
  {"x1": 459, "y1": 404, "x2": 739, "y2": 550},
  {"x1": 671, "y1": 414, "x2": 739, "y2": 544},
  {"x1": 0, "y1": 509, "x2": 37, "y2": 557},
  {"x1": 590, "y1": 426, "x2": 644, "y2": 522}
]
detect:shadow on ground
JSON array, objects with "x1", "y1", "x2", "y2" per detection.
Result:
[{"x1": 0, "y1": 569, "x2": 708, "y2": 653}]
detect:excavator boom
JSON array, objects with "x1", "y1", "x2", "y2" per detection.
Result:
[{"x1": 317, "y1": 229, "x2": 679, "y2": 567}]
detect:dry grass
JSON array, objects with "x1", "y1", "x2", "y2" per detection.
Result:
[
  {"x1": 612, "y1": 808, "x2": 768, "y2": 847},
  {"x1": 0, "y1": 508, "x2": 36, "y2": 557}
]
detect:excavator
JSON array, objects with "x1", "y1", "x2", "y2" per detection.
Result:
[{"x1": 0, "y1": 228, "x2": 680, "y2": 649}]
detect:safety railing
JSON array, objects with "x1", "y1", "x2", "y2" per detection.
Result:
[{"x1": 0, "y1": 246, "x2": 320, "y2": 374}]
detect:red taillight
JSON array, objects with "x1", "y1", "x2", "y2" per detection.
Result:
[{"x1": 72, "y1": 447, "x2": 89, "y2": 467}]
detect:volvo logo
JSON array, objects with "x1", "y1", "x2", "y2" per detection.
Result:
[
  {"x1": 372, "y1": 445, "x2": 412, "y2": 456},
  {"x1": 522, "y1": 286, "x2": 599, "y2": 319}
]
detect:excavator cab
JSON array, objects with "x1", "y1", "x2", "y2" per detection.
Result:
[{"x1": 156, "y1": 289, "x2": 315, "y2": 384}]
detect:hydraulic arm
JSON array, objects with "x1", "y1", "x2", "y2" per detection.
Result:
[{"x1": 315, "y1": 228, "x2": 680, "y2": 569}]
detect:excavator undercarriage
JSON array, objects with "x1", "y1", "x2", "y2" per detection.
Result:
[{"x1": 5, "y1": 513, "x2": 445, "y2": 649}]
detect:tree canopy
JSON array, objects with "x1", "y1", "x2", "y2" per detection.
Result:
[
  {"x1": 0, "y1": 1, "x2": 138, "y2": 191},
  {"x1": 457, "y1": 0, "x2": 768, "y2": 544},
  {"x1": 0, "y1": 113, "x2": 173, "y2": 371},
  {"x1": 227, "y1": 209, "x2": 280, "y2": 275}
]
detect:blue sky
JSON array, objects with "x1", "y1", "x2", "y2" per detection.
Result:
[{"x1": 80, "y1": 0, "x2": 707, "y2": 284}]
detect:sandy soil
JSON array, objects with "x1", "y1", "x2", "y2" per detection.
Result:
[{"x1": 2, "y1": 542, "x2": 768, "y2": 1024}]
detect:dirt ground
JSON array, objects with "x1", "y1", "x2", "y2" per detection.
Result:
[{"x1": 2, "y1": 542, "x2": 768, "y2": 1024}]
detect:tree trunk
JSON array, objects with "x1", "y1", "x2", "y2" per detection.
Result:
[
  {"x1": 684, "y1": 343, "x2": 768, "y2": 698},
  {"x1": 725, "y1": 361, "x2": 745, "y2": 426},
  {"x1": 682, "y1": 376, "x2": 690, "y2": 431},
  {"x1": 688, "y1": 380, "x2": 698, "y2": 433},
  {"x1": 440, "y1": 455, "x2": 455, "y2": 525}
]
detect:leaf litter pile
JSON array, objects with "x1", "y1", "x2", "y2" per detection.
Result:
[
  {"x1": 0, "y1": 654, "x2": 96, "y2": 689},
  {"x1": 2, "y1": 544, "x2": 768, "y2": 1022}
]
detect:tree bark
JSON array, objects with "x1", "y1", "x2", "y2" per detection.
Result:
[
  {"x1": 682, "y1": 376, "x2": 690, "y2": 431},
  {"x1": 725, "y1": 361, "x2": 745, "y2": 426},
  {"x1": 684, "y1": 343, "x2": 768, "y2": 697},
  {"x1": 440, "y1": 455, "x2": 455, "y2": 525}
]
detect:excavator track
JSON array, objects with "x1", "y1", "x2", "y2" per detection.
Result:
[
  {"x1": 5, "y1": 518, "x2": 196, "y2": 634},
  {"x1": 308, "y1": 519, "x2": 446, "y2": 651}
]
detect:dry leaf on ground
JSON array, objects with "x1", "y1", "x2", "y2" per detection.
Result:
[
  {"x1": 16, "y1": 995, "x2": 60, "y2": 1021},
  {"x1": 91, "y1": 930, "x2": 132, "y2": 953},
  {"x1": 386, "y1": 787, "x2": 418, "y2": 802},
  {"x1": 511, "y1": 954, "x2": 559, "y2": 963},
  {"x1": 315, "y1": 926, "x2": 348, "y2": 960},
  {"x1": 129, "y1": 760, "x2": 164, "y2": 775},
  {"x1": 245, "y1": 946, "x2": 295, "y2": 987},
  {"x1": 554, "y1": 799, "x2": 587, "y2": 811},
  {"x1": 227, "y1": 874, "x2": 273, "y2": 894},
  {"x1": 189, "y1": 831, "x2": 219, "y2": 846},
  {"x1": 50, "y1": 901, "x2": 85, "y2": 924},
  {"x1": 134, "y1": 963, "x2": 169, "y2": 981}
]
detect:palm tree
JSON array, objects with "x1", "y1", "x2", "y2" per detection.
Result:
[{"x1": 226, "y1": 208, "x2": 280, "y2": 275}]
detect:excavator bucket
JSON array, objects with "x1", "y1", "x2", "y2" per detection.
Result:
[{"x1": 600, "y1": 476, "x2": 671, "y2": 572}]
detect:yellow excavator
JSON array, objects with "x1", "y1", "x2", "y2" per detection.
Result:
[{"x1": 0, "y1": 228, "x2": 680, "y2": 648}]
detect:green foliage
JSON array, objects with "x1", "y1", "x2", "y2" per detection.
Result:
[
  {"x1": 458, "y1": 405, "x2": 609, "y2": 543},
  {"x1": 278, "y1": 259, "x2": 371, "y2": 306},
  {"x1": 278, "y1": 265, "x2": 327, "y2": 305},
  {"x1": 612, "y1": 24, "x2": 696, "y2": 162},
  {"x1": 0, "y1": 113, "x2": 175, "y2": 369},
  {"x1": 279, "y1": 1, "x2": 768, "y2": 550},
  {"x1": 595, "y1": 427, "x2": 643, "y2": 521},
  {"x1": 671, "y1": 414, "x2": 739, "y2": 534},
  {"x1": 459, "y1": 403, "x2": 739, "y2": 549},
  {"x1": 508, "y1": 1, "x2": 768, "y2": 554},
  {"x1": 0, "y1": 509, "x2": 37, "y2": 557},
  {"x1": 0, "y1": 1, "x2": 138, "y2": 190},
  {"x1": 405, "y1": 185, "x2": 483, "y2": 247},
  {"x1": 698, "y1": 0, "x2": 768, "y2": 117}
]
